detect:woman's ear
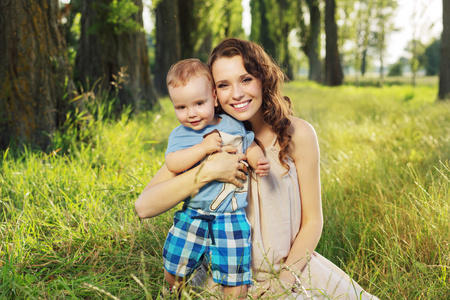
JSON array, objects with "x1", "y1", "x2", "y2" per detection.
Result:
[
  {"x1": 214, "y1": 90, "x2": 218, "y2": 107},
  {"x1": 214, "y1": 91, "x2": 223, "y2": 114}
]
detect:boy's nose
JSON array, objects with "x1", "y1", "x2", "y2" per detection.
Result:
[{"x1": 188, "y1": 107, "x2": 198, "y2": 117}]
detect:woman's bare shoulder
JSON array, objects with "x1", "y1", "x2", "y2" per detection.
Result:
[
  {"x1": 289, "y1": 117, "x2": 318, "y2": 142},
  {"x1": 288, "y1": 117, "x2": 319, "y2": 160}
]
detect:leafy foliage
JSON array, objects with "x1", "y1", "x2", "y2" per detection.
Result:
[
  {"x1": 191, "y1": 0, "x2": 245, "y2": 59},
  {"x1": 107, "y1": 0, "x2": 142, "y2": 34},
  {"x1": 387, "y1": 57, "x2": 408, "y2": 77},
  {"x1": 250, "y1": 0, "x2": 294, "y2": 62},
  {"x1": 337, "y1": 0, "x2": 398, "y2": 80},
  {"x1": 90, "y1": 0, "x2": 142, "y2": 36},
  {"x1": 52, "y1": 68, "x2": 132, "y2": 152},
  {"x1": 422, "y1": 38, "x2": 441, "y2": 76}
]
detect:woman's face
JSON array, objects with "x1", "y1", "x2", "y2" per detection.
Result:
[{"x1": 211, "y1": 55, "x2": 263, "y2": 124}]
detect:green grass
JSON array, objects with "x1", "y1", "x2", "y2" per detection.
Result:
[
  {"x1": 1, "y1": 80, "x2": 449, "y2": 299},
  {"x1": 343, "y1": 75, "x2": 439, "y2": 87},
  {"x1": 287, "y1": 81, "x2": 450, "y2": 299}
]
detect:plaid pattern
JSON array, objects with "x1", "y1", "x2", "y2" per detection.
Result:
[{"x1": 163, "y1": 207, "x2": 252, "y2": 286}]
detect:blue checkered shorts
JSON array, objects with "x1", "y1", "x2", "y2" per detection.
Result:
[{"x1": 163, "y1": 207, "x2": 252, "y2": 286}]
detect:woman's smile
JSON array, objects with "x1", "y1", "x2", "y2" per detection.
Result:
[{"x1": 232, "y1": 100, "x2": 251, "y2": 110}]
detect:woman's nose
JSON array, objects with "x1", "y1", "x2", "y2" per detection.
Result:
[{"x1": 232, "y1": 85, "x2": 245, "y2": 100}]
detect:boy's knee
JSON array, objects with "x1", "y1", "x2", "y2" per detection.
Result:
[
  {"x1": 164, "y1": 269, "x2": 177, "y2": 286},
  {"x1": 223, "y1": 284, "x2": 248, "y2": 298}
]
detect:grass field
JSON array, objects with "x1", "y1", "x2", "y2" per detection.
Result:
[{"x1": 1, "y1": 79, "x2": 449, "y2": 299}]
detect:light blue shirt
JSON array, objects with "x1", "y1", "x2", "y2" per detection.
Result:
[{"x1": 166, "y1": 114, "x2": 254, "y2": 212}]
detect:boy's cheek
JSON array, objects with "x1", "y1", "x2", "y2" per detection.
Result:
[{"x1": 174, "y1": 112, "x2": 184, "y2": 123}]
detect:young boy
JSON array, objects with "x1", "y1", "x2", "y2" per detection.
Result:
[{"x1": 162, "y1": 58, "x2": 269, "y2": 297}]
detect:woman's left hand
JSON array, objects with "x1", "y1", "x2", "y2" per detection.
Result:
[{"x1": 250, "y1": 278, "x2": 294, "y2": 299}]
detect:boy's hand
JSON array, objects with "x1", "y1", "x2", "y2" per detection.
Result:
[
  {"x1": 201, "y1": 131, "x2": 222, "y2": 154},
  {"x1": 254, "y1": 157, "x2": 270, "y2": 177}
]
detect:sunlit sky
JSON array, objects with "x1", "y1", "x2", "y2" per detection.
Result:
[
  {"x1": 389, "y1": 0, "x2": 442, "y2": 63},
  {"x1": 63, "y1": 0, "x2": 443, "y2": 65}
]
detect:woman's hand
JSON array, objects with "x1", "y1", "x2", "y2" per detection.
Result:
[
  {"x1": 198, "y1": 146, "x2": 248, "y2": 188},
  {"x1": 135, "y1": 146, "x2": 248, "y2": 219},
  {"x1": 250, "y1": 279, "x2": 293, "y2": 299}
]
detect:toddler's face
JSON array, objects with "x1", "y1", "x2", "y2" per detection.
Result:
[{"x1": 169, "y1": 76, "x2": 218, "y2": 130}]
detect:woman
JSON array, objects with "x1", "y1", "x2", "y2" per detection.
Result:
[{"x1": 135, "y1": 38, "x2": 379, "y2": 299}]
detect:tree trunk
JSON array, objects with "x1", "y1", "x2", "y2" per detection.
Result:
[
  {"x1": 324, "y1": 0, "x2": 343, "y2": 86},
  {"x1": 376, "y1": 0, "x2": 398, "y2": 87},
  {"x1": 178, "y1": 0, "x2": 196, "y2": 59},
  {"x1": 260, "y1": 0, "x2": 277, "y2": 60},
  {"x1": 279, "y1": 0, "x2": 293, "y2": 80},
  {"x1": 439, "y1": 0, "x2": 450, "y2": 100},
  {"x1": 215, "y1": 0, "x2": 245, "y2": 44},
  {"x1": 305, "y1": 0, "x2": 322, "y2": 82},
  {"x1": 361, "y1": 49, "x2": 367, "y2": 76},
  {"x1": 75, "y1": 0, "x2": 157, "y2": 112},
  {"x1": 377, "y1": 7, "x2": 386, "y2": 86},
  {"x1": 357, "y1": 0, "x2": 375, "y2": 80},
  {"x1": 0, "y1": 0, "x2": 73, "y2": 149},
  {"x1": 378, "y1": 40, "x2": 385, "y2": 86},
  {"x1": 154, "y1": 0, "x2": 181, "y2": 96},
  {"x1": 251, "y1": 0, "x2": 278, "y2": 60},
  {"x1": 282, "y1": 22, "x2": 294, "y2": 80}
]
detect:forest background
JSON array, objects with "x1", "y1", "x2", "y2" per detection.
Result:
[{"x1": 0, "y1": 0, "x2": 449, "y2": 299}]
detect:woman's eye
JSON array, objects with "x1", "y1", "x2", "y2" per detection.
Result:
[
  {"x1": 217, "y1": 83, "x2": 228, "y2": 89},
  {"x1": 243, "y1": 77, "x2": 252, "y2": 83}
]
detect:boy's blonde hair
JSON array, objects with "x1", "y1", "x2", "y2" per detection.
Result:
[{"x1": 167, "y1": 58, "x2": 214, "y2": 88}]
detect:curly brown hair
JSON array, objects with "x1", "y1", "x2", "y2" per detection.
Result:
[{"x1": 207, "y1": 38, "x2": 293, "y2": 170}]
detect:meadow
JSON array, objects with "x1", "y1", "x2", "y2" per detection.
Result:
[{"x1": 1, "y1": 78, "x2": 449, "y2": 299}]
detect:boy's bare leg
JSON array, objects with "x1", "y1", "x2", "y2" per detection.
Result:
[
  {"x1": 164, "y1": 269, "x2": 184, "y2": 289},
  {"x1": 164, "y1": 269, "x2": 176, "y2": 285},
  {"x1": 223, "y1": 284, "x2": 248, "y2": 298}
]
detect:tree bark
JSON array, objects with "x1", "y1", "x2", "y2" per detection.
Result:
[
  {"x1": 439, "y1": 0, "x2": 450, "y2": 100},
  {"x1": 304, "y1": 0, "x2": 322, "y2": 82},
  {"x1": 251, "y1": 0, "x2": 278, "y2": 60},
  {"x1": 361, "y1": 49, "x2": 367, "y2": 76},
  {"x1": 324, "y1": 0, "x2": 343, "y2": 86},
  {"x1": 259, "y1": 0, "x2": 277, "y2": 59},
  {"x1": 375, "y1": 0, "x2": 398, "y2": 87},
  {"x1": 178, "y1": 0, "x2": 196, "y2": 59},
  {"x1": 281, "y1": 21, "x2": 294, "y2": 80},
  {"x1": 75, "y1": 0, "x2": 158, "y2": 112},
  {"x1": 0, "y1": 0, "x2": 73, "y2": 149},
  {"x1": 154, "y1": 0, "x2": 181, "y2": 96},
  {"x1": 279, "y1": 0, "x2": 293, "y2": 80}
]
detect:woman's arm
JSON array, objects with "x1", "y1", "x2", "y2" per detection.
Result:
[
  {"x1": 135, "y1": 148, "x2": 248, "y2": 219},
  {"x1": 280, "y1": 118, "x2": 323, "y2": 284}
]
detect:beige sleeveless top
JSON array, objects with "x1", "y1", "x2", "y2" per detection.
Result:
[
  {"x1": 203, "y1": 136, "x2": 379, "y2": 299},
  {"x1": 246, "y1": 137, "x2": 301, "y2": 282}
]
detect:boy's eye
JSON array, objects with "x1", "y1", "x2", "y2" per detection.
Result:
[
  {"x1": 196, "y1": 102, "x2": 204, "y2": 106},
  {"x1": 176, "y1": 106, "x2": 185, "y2": 110}
]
